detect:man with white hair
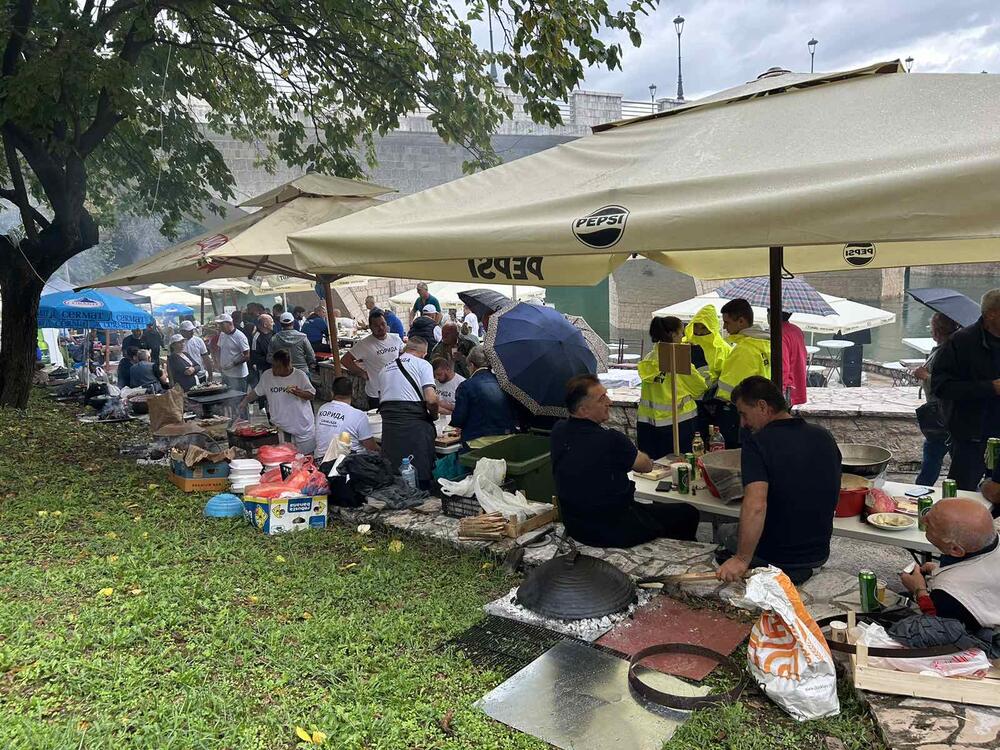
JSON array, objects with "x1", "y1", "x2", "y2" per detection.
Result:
[
  {"x1": 932, "y1": 288, "x2": 1000, "y2": 493},
  {"x1": 900, "y1": 498, "x2": 1000, "y2": 632},
  {"x1": 179, "y1": 320, "x2": 213, "y2": 378},
  {"x1": 215, "y1": 313, "x2": 250, "y2": 391}
]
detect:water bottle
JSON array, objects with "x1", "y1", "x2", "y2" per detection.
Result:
[
  {"x1": 709, "y1": 426, "x2": 726, "y2": 452},
  {"x1": 691, "y1": 431, "x2": 705, "y2": 458},
  {"x1": 400, "y1": 456, "x2": 417, "y2": 489}
]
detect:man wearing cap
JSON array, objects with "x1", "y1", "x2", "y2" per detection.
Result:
[
  {"x1": 179, "y1": 320, "x2": 213, "y2": 378},
  {"x1": 409, "y1": 282, "x2": 441, "y2": 325},
  {"x1": 268, "y1": 311, "x2": 316, "y2": 372},
  {"x1": 407, "y1": 304, "x2": 441, "y2": 345},
  {"x1": 215, "y1": 313, "x2": 250, "y2": 391}
]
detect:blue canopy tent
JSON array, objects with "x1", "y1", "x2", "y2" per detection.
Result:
[{"x1": 154, "y1": 303, "x2": 194, "y2": 318}]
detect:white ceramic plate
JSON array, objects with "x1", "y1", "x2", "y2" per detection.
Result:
[{"x1": 867, "y1": 512, "x2": 917, "y2": 531}]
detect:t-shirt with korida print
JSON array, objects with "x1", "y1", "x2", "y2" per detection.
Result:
[
  {"x1": 256, "y1": 368, "x2": 316, "y2": 439},
  {"x1": 435, "y1": 373, "x2": 465, "y2": 408},
  {"x1": 350, "y1": 333, "x2": 404, "y2": 398},
  {"x1": 314, "y1": 400, "x2": 374, "y2": 458}
]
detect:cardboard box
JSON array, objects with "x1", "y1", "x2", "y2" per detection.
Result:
[
  {"x1": 167, "y1": 470, "x2": 229, "y2": 493},
  {"x1": 242, "y1": 493, "x2": 327, "y2": 535},
  {"x1": 170, "y1": 458, "x2": 230, "y2": 479}
]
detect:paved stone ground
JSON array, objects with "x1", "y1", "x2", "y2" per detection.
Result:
[{"x1": 331, "y1": 503, "x2": 995, "y2": 750}]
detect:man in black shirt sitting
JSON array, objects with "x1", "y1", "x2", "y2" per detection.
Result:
[
  {"x1": 550, "y1": 374, "x2": 699, "y2": 548},
  {"x1": 716, "y1": 376, "x2": 841, "y2": 585}
]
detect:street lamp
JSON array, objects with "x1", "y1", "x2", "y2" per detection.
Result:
[
  {"x1": 808, "y1": 38, "x2": 818, "y2": 73},
  {"x1": 905, "y1": 56, "x2": 914, "y2": 73},
  {"x1": 487, "y1": 6, "x2": 498, "y2": 81},
  {"x1": 674, "y1": 15, "x2": 685, "y2": 101},
  {"x1": 648, "y1": 83, "x2": 657, "y2": 113}
]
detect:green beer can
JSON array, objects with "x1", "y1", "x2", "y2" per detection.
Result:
[
  {"x1": 986, "y1": 437, "x2": 1000, "y2": 472},
  {"x1": 942, "y1": 479, "x2": 958, "y2": 499},
  {"x1": 676, "y1": 465, "x2": 690, "y2": 495},
  {"x1": 917, "y1": 495, "x2": 933, "y2": 531},
  {"x1": 859, "y1": 569, "x2": 879, "y2": 612}
]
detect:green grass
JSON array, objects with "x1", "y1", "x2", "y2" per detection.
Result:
[{"x1": 0, "y1": 393, "x2": 883, "y2": 749}]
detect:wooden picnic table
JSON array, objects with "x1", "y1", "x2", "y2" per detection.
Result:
[{"x1": 632, "y1": 474, "x2": 987, "y2": 556}]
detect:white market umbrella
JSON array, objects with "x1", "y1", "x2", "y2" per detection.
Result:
[
  {"x1": 652, "y1": 291, "x2": 895, "y2": 336},
  {"x1": 132, "y1": 284, "x2": 202, "y2": 308},
  {"x1": 389, "y1": 282, "x2": 544, "y2": 311},
  {"x1": 287, "y1": 61, "x2": 1000, "y2": 385}
]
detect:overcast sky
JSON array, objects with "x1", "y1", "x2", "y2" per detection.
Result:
[{"x1": 470, "y1": 1, "x2": 1000, "y2": 102}]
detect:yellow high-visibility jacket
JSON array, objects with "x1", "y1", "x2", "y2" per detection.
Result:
[
  {"x1": 683, "y1": 305, "x2": 732, "y2": 384},
  {"x1": 716, "y1": 326, "x2": 771, "y2": 402},
  {"x1": 637, "y1": 349, "x2": 708, "y2": 427}
]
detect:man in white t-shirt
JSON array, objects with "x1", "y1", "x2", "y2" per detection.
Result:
[
  {"x1": 377, "y1": 336, "x2": 439, "y2": 490},
  {"x1": 179, "y1": 320, "x2": 213, "y2": 377},
  {"x1": 431, "y1": 357, "x2": 465, "y2": 415},
  {"x1": 215, "y1": 313, "x2": 250, "y2": 391},
  {"x1": 314, "y1": 376, "x2": 379, "y2": 459},
  {"x1": 462, "y1": 304, "x2": 480, "y2": 338},
  {"x1": 238, "y1": 349, "x2": 317, "y2": 455},
  {"x1": 341, "y1": 309, "x2": 404, "y2": 409}
]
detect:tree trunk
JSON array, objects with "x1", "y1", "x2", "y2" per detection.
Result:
[{"x1": 0, "y1": 262, "x2": 45, "y2": 409}]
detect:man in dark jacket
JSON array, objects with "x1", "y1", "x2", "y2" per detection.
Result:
[
  {"x1": 449, "y1": 346, "x2": 515, "y2": 444},
  {"x1": 141, "y1": 323, "x2": 164, "y2": 363},
  {"x1": 932, "y1": 289, "x2": 1000, "y2": 491},
  {"x1": 407, "y1": 305, "x2": 439, "y2": 347}
]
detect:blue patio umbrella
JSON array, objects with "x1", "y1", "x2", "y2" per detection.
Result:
[
  {"x1": 906, "y1": 288, "x2": 980, "y2": 328},
  {"x1": 484, "y1": 302, "x2": 597, "y2": 417},
  {"x1": 154, "y1": 302, "x2": 194, "y2": 317},
  {"x1": 716, "y1": 276, "x2": 837, "y2": 316},
  {"x1": 37, "y1": 289, "x2": 153, "y2": 330}
]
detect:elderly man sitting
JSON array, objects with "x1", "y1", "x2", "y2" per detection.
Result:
[
  {"x1": 450, "y1": 346, "x2": 515, "y2": 445},
  {"x1": 900, "y1": 498, "x2": 999, "y2": 634}
]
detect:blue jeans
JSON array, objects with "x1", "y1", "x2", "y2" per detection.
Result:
[{"x1": 915, "y1": 433, "x2": 950, "y2": 487}]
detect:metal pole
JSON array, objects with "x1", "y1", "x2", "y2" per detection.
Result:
[
  {"x1": 320, "y1": 275, "x2": 342, "y2": 375},
  {"x1": 676, "y1": 32, "x2": 684, "y2": 101},
  {"x1": 200, "y1": 290, "x2": 205, "y2": 324},
  {"x1": 769, "y1": 246, "x2": 784, "y2": 391},
  {"x1": 810, "y1": 51, "x2": 815, "y2": 73}
]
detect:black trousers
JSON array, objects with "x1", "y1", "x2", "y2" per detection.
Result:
[
  {"x1": 948, "y1": 439, "x2": 987, "y2": 491},
  {"x1": 636, "y1": 419, "x2": 695, "y2": 461},
  {"x1": 567, "y1": 501, "x2": 700, "y2": 548}
]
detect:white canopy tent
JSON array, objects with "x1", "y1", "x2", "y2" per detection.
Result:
[
  {"x1": 389, "y1": 282, "x2": 544, "y2": 311},
  {"x1": 288, "y1": 61, "x2": 1000, "y2": 386},
  {"x1": 652, "y1": 291, "x2": 895, "y2": 336}
]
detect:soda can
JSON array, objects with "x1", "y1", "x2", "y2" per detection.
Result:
[
  {"x1": 986, "y1": 437, "x2": 1000, "y2": 472},
  {"x1": 676, "y1": 465, "x2": 690, "y2": 495},
  {"x1": 859, "y1": 569, "x2": 879, "y2": 612},
  {"x1": 941, "y1": 479, "x2": 958, "y2": 499},
  {"x1": 917, "y1": 495, "x2": 934, "y2": 531}
]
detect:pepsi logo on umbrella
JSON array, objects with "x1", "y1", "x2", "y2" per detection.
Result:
[
  {"x1": 572, "y1": 205, "x2": 629, "y2": 249},
  {"x1": 843, "y1": 242, "x2": 876, "y2": 267}
]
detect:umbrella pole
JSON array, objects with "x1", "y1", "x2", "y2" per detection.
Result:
[
  {"x1": 320, "y1": 275, "x2": 342, "y2": 375},
  {"x1": 671, "y1": 344, "x2": 680, "y2": 457},
  {"x1": 769, "y1": 246, "x2": 784, "y2": 392},
  {"x1": 200, "y1": 290, "x2": 205, "y2": 324}
]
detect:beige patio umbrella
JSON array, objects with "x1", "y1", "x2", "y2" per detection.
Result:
[{"x1": 288, "y1": 61, "x2": 1000, "y2": 385}]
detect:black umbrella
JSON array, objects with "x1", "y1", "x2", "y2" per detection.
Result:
[
  {"x1": 907, "y1": 288, "x2": 980, "y2": 328},
  {"x1": 458, "y1": 288, "x2": 512, "y2": 320}
]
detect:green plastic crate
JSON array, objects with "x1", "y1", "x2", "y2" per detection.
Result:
[{"x1": 458, "y1": 434, "x2": 554, "y2": 503}]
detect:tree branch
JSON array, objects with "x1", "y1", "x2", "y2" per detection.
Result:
[
  {"x1": 2, "y1": 135, "x2": 40, "y2": 240},
  {"x1": 2, "y1": 0, "x2": 34, "y2": 77}
]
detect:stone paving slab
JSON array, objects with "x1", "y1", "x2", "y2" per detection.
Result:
[{"x1": 863, "y1": 694, "x2": 1000, "y2": 750}]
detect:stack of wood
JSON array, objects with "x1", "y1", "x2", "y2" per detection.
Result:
[{"x1": 458, "y1": 512, "x2": 507, "y2": 540}]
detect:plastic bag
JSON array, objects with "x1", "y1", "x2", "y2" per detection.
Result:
[
  {"x1": 433, "y1": 453, "x2": 467, "y2": 482},
  {"x1": 857, "y1": 622, "x2": 991, "y2": 678},
  {"x1": 439, "y1": 457, "x2": 507, "y2": 497},
  {"x1": 739, "y1": 566, "x2": 840, "y2": 721},
  {"x1": 258, "y1": 444, "x2": 299, "y2": 466}
]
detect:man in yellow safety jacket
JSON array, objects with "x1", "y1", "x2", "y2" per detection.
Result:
[
  {"x1": 637, "y1": 316, "x2": 709, "y2": 459},
  {"x1": 683, "y1": 305, "x2": 732, "y2": 384},
  {"x1": 717, "y1": 298, "x2": 771, "y2": 403}
]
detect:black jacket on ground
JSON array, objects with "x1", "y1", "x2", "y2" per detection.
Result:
[{"x1": 931, "y1": 318, "x2": 1000, "y2": 442}]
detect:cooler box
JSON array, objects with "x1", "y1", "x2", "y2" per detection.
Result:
[
  {"x1": 242, "y1": 493, "x2": 327, "y2": 535},
  {"x1": 458, "y1": 434, "x2": 554, "y2": 503},
  {"x1": 170, "y1": 458, "x2": 230, "y2": 479}
]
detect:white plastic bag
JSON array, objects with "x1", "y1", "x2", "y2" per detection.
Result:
[
  {"x1": 438, "y1": 458, "x2": 549, "y2": 522},
  {"x1": 739, "y1": 566, "x2": 840, "y2": 721},
  {"x1": 438, "y1": 457, "x2": 507, "y2": 498},
  {"x1": 857, "y1": 622, "x2": 991, "y2": 678}
]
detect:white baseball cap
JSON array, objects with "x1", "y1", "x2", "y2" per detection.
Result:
[
  {"x1": 279, "y1": 312, "x2": 295, "y2": 324},
  {"x1": 215, "y1": 313, "x2": 233, "y2": 324},
  {"x1": 422, "y1": 304, "x2": 438, "y2": 314},
  {"x1": 179, "y1": 320, "x2": 196, "y2": 331},
  {"x1": 169, "y1": 334, "x2": 185, "y2": 344}
]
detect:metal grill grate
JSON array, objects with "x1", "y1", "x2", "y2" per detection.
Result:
[{"x1": 444, "y1": 615, "x2": 626, "y2": 677}]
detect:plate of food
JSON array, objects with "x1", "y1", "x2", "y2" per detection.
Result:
[
  {"x1": 867, "y1": 512, "x2": 917, "y2": 531},
  {"x1": 189, "y1": 382, "x2": 228, "y2": 396}
]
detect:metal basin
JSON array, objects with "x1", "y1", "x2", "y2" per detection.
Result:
[
  {"x1": 516, "y1": 552, "x2": 636, "y2": 621},
  {"x1": 838, "y1": 443, "x2": 892, "y2": 479}
]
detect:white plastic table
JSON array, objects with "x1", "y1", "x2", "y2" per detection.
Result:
[
  {"x1": 817, "y1": 339, "x2": 854, "y2": 385},
  {"x1": 902, "y1": 337, "x2": 935, "y2": 356},
  {"x1": 631, "y1": 474, "x2": 988, "y2": 556}
]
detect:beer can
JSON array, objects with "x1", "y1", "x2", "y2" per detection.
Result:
[
  {"x1": 676, "y1": 465, "x2": 690, "y2": 495},
  {"x1": 942, "y1": 479, "x2": 958, "y2": 499},
  {"x1": 685, "y1": 452, "x2": 697, "y2": 492},
  {"x1": 859, "y1": 569, "x2": 879, "y2": 612},
  {"x1": 986, "y1": 437, "x2": 1000, "y2": 472},
  {"x1": 917, "y1": 495, "x2": 934, "y2": 531}
]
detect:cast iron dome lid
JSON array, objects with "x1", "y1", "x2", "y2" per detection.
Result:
[{"x1": 515, "y1": 552, "x2": 636, "y2": 621}]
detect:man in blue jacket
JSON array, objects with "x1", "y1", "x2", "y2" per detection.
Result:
[{"x1": 450, "y1": 346, "x2": 515, "y2": 445}]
